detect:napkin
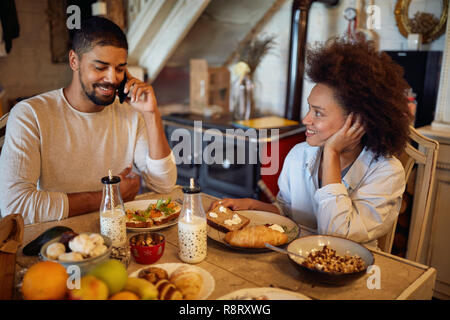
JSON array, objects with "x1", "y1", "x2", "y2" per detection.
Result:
[{"x1": 0, "y1": 214, "x2": 24, "y2": 253}]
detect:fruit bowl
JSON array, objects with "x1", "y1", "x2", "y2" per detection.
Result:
[
  {"x1": 129, "y1": 232, "x2": 165, "y2": 264},
  {"x1": 40, "y1": 233, "x2": 112, "y2": 276}
]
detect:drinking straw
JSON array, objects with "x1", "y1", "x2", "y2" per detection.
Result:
[
  {"x1": 189, "y1": 178, "x2": 195, "y2": 222},
  {"x1": 109, "y1": 169, "x2": 115, "y2": 213}
]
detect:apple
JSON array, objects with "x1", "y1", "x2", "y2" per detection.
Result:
[
  {"x1": 68, "y1": 275, "x2": 109, "y2": 300},
  {"x1": 89, "y1": 259, "x2": 128, "y2": 295}
]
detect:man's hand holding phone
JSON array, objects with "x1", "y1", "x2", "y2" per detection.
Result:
[
  {"x1": 117, "y1": 68, "x2": 171, "y2": 161},
  {"x1": 119, "y1": 69, "x2": 158, "y2": 114}
]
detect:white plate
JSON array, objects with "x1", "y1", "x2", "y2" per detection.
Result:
[
  {"x1": 217, "y1": 287, "x2": 310, "y2": 300},
  {"x1": 129, "y1": 263, "x2": 215, "y2": 300},
  {"x1": 207, "y1": 210, "x2": 299, "y2": 252},
  {"x1": 124, "y1": 199, "x2": 181, "y2": 232}
]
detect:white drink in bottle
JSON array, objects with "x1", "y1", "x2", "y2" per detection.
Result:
[
  {"x1": 99, "y1": 171, "x2": 127, "y2": 247},
  {"x1": 100, "y1": 209, "x2": 126, "y2": 246},
  {"x1": 178, "y1": 178, "x2": 207, "y2": 263}
]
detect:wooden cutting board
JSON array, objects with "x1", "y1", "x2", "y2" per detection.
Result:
[
  {"x1": 0, "y1": 214, "x2": 24, "y2": 300},
  {"x1": 0, "y1": 252, "x2": 17, "y2": 299}
]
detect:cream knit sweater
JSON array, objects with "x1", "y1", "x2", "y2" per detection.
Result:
[{"x1": 0, "y1": 89, "x2": 177, "y2": 224}]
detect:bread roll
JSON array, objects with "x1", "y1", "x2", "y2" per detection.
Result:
[
  {"x1": 224, "y1": 225, "x2": 288, "y2": 248},
  {"x1": 169, "y1": 266, "x2": 203, "y2": 300}
]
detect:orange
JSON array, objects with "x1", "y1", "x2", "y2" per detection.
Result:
[
  {"x1": 22, "y1": 261, "x2": 68, "y2": 300},
  {"x1": 109, "y1": 291, "x2": 140, "y2": 300}
]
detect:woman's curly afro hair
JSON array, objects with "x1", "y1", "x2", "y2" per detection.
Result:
[{"x1": 305, "y1": 36, "x2": 413, "y2": 159}]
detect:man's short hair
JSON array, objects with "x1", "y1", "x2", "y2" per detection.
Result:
[{"x1": 72, "y1": 16, "x2": 128, "y2": 57}]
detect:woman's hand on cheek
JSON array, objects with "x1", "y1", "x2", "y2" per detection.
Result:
[{"x1": 324, "y1": 113, "x2": 365, "y2": 154}]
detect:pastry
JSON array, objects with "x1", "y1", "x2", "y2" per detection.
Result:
[
  {"x1": 169, "y1": 266, "x2": 203, "y2": 300},
  {"x1": 46, "y1": 242, "x2": 66, "y2": 260},
  {"x1": 89, "y1": 233, "x2": 104, "y2": 246},
  {"x1": 58, "y1": 251, "x2": 84, "y2": 262},
  {"x1": 155, "y1": 279, "x2": 183, "y2": 300},
  {"x1": 89, "y1": 244, "x2": 107, "y2": 257},
  {"x1": 224, "y1": 225, "x2": 288, "y2": 248},
  {"x1": 68, "y1": 234, "x2": 96, "y2": 257},
  {"x1": 138, "y1": 267, "x2": 169, "y2": 284},
  {"x1": 207, "y1": 205, "x2": 250, "y2": 232},
  {"x1": 68, "y1": 233, "x2": 109, "y2": 258}
]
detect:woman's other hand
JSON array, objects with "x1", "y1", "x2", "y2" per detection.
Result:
[
  {"x1": 208, "y1": 198, "x2": 281, "y2": 215},
  {"x1": 208, "y1": 198, "x2": 256, "y2": 212}
]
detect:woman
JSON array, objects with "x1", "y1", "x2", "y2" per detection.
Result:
[{"x1": 211, "y1": 36, "x2": 412, "y2": 248}]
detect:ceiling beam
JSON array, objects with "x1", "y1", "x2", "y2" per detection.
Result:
[{"x1": 127, "y1": 0, "x2": 210, "y2": 82}]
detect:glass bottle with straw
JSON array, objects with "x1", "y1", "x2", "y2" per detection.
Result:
[
  {"x1": 100, "y1": 170, "x2": 127, "y2": 247},
  {"x1": 178, "y1": 178, "x2": 207, "y2": 263}
]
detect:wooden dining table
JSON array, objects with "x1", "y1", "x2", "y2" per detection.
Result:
[{"x1": 13, "y1": 188, "x2": 437, "y2": 300}]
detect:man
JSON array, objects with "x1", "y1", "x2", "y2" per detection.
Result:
[{"x1": 0, "y1": 17, "x2": 177, "y2": 224}]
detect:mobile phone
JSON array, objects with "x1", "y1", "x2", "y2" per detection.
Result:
[{"x1": 117, "y1": 73, "x2": 127, "y2": 103}]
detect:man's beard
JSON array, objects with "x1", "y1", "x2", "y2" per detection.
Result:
[{"x1": 79, "y1": 71, "x2": 117, "y2": 106}]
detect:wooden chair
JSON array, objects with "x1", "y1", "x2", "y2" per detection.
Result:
[
  {"x1": 378, "y1": 126, "x2": 439, "y2": 260},
  {"x1": 0, "y1": 112, "x2": 8, "y2": 154}
]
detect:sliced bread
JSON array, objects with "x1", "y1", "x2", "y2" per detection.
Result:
[
  {"x1": 152, "y1": 210, "x2": 181, "y2": 226},
  {"x1": 207, "y1": 205, "x2": 250, "y2": 233}
]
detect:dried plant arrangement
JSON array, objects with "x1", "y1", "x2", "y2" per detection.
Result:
[
  {"x1": 233, "y1": 34, "x2": 277, "y2": 79},
  {"x1": 239, "y1": 34, "x2": 277, "y2": 73}
]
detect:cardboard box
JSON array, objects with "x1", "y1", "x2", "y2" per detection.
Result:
[{"x1": 190, "y1": 59, "x2": 230, "y2": 114}]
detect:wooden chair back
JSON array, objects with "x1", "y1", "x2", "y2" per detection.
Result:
[{"x1": 378, "y1": 126, "x2": 439, "y2": 260}]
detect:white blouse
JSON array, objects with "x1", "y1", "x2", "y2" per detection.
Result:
[{"x1": 277, "y1": 142, "x2": 405, "y2": 247}]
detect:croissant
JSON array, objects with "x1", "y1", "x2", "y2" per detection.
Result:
[{"x1": 224, "y1": 225, "x2": 288, "y2": 248}]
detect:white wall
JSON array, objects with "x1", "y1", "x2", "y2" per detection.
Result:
[
  {"x1": 252, "y1": 0, "x2": 447, "y2": 120},
  {"x1": 249, "y1": 0, "x2": 292, "y2": 117}
]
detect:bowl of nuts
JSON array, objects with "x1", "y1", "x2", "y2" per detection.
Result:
[
  {"x1": 129, "y1": 232, "x2": 165, "y2": 264},
  {"x1": 287, "y1": 235, "x2": 374, "y2": 284}
]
